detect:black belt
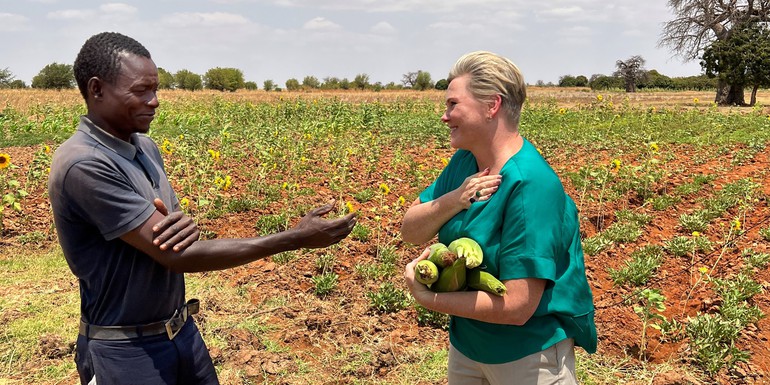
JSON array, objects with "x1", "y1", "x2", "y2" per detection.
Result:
[{"x1": 79, "y1": 299, "x2": 200, "y2": 341}]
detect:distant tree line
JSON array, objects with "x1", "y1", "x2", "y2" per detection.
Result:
[
  {"x1": 1, "y1": 63, "x2": 449, "y2": 93},
  {"x1": 553, "y1": 55, "x2": 718, "y2": 92}
]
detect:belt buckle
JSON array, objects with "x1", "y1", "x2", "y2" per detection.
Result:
[{"x1": 164, "y1": 308, "x2": 185, "y2": 340}]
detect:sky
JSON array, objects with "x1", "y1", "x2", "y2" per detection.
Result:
[{"x1": 1, "y1": 0, "x2": 705, "y2": 87}]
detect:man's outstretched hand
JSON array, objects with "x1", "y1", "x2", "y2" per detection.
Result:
[
  {"x1": 152, "y1": 198, "x2": 200, "y2": 252},
  {"x1": 292, "y1": 200, "x2": 357, "y2": 249}
]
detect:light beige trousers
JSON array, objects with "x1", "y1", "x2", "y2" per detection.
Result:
[{"x1": 448, "y1": 338, "x2": 577, "y2": 385}]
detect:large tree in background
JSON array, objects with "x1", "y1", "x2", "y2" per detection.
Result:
[
  {"x1": 614, "y1": 55, "x2": 647, "y2": 92},
  {"x1": 414, "y1": 71, "x2": 433, "y2": 91},
  {"x1": 352, "y1": 73, "x2": 369, "y2": 90},
  {"x1": 31, "y1": 63, "x2": 74, "y2": 89},
  {"x1": 174, "y1": 70, "x2": 202, "y2": 91},
  {"x1": 204, "y1": 67, "x2": 244, "y2": 92},
  {"x1": 0, "y1": 68, "x2": 15, "y2": 88},
  {"x1": 157, "y1": 67, "x2": 175, "y2": 90},
  {"x1": 658, "y1": 0, "x2": 770, "y2": 105},
  {"x1": 701, "y1": 22, "x2": 770, "y2": 106}
]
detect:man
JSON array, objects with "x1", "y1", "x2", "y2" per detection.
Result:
[{"x1": 48, "y1": 31, "x2": 356, "y2": 385}]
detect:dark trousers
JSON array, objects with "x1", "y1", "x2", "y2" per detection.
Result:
[{"x1": 75, "y1": 318, "x2": 219, "y2": 385}]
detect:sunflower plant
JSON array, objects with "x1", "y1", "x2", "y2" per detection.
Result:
[{"x1": 1, "y1": 153, "x2": 29, "y2": 232}]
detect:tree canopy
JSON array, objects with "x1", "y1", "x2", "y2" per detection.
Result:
[
  {"x1": 659, "y1": 0, "x2": 770, "y2": 104},
  {"x1": 701, "y1": 22, "x2": 770, "y2": 105},
  {"x1": 157, "y1": 67, "x2": 175, "y2": 90},
  {"x1": 204, "y1": 67, "x2": 244, "y2": 92},
  {"x1": 614, "y1": 55, "x2": 647, "y2": 92},
  {"x1": 174, "y1": 69, "x2": 202, "y2": 91},
  {"x1": 0, "y1": 68, "x2": 15, "y2": 88},
  {"x1": 31, "y1": 63, "x2": 74, "y2": 89}
]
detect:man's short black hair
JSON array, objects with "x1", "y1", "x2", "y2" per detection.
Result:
[{"x1": 74, "y1": 32, "x2": 152, "y2": 100}]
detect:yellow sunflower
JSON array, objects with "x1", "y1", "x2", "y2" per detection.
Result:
[{"x1": 0, "y1": 153, "x2": 11, "y2": 169}]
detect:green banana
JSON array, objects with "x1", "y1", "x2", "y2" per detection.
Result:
[
  {"x1": 414, "y1": 260, "x2": 439, "y2": 285},
  {"x1": 467, "y1": 268, "x2": 507, "y2": 296},
  {"x1": 427, "y1": 243, "x2": 457, "y2": 269},
  {"x1": 448, "y1": 237, "x2": 483, "y2": 269},
  {"x1": 432, "y1": 257, "x2": 467, "y2": 292}
]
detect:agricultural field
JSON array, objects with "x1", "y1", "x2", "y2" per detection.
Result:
[{"x1": 2, "y1": 87, "x2": 770, "y2": 385}]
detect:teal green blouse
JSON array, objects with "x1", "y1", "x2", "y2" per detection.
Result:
[{"x1": 419, "y1": 139, "x2": 597, "y2": 364}]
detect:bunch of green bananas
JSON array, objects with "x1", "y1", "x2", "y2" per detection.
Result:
[{"x1": 414, "y1": 238, "x2": 507, "y2": 296}]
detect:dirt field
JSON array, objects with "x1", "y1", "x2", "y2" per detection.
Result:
[{"x1": 2, "y1": 87, "x2": 770, "y2": 384}]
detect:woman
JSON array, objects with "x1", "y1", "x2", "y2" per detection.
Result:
[{"x1": 402, "y1": 51, "x2": 597, "y2": 384}]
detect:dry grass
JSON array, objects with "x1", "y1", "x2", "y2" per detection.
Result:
[{"x1": 3, "y1": 87, "x2": 768, "y2": 114}]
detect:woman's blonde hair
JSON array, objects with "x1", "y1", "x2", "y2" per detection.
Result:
[{"x1": 447, "y1": 51, "x2": 526, "y2": 128}]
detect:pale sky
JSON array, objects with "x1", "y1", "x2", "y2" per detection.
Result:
[{"x1": 1, "y1": 0, "x2": 704, "y2": 87}]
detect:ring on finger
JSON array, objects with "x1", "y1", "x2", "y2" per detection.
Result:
[
  {"x1": 475, "y1": 190, "x2": 482, "y2": 198},
  {"x1": 469, "y1": 197, "x2": 477, "y2": 204}
]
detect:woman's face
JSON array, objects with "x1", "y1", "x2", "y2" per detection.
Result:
[{"x1": 441, "y1": 74, "x2": 489, "y2": 151}]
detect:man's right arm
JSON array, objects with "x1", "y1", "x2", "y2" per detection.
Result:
[{"x1": 121, "y1": 202, "x2": 356, "y2": 273}]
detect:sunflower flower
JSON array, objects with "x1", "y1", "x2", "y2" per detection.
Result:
[
  {"x1": 0, "y1": 153, "x2": 10, "y2": 169},
  {"x1": 160, "y1": 139, "x2": 173, "y2": 155},
  {"x1": 379, "y1": 183, "x2": 390, "y2": 195}
]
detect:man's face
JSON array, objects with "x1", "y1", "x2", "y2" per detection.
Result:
[{"x1": 95, "y1": 53, "x2": 159, "y2": 141}]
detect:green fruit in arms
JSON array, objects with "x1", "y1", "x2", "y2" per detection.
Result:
[
  {"x1": 415, "y1": 260, "x2": 439, "y2": 285},
  {"x1": 432, "y1": 257, "x2": 467, "y2": 292},
  {"x1": 428, "y1": 243, "x2": 457, "y2": 269},
  {"x1": 448, "y1": 237, "x2": 483, "y2": 269},
  {"x1": 467, "y1": 268, "x2": 507, "y2": 296}
]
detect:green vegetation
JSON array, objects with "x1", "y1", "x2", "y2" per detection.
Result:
[{"x1": 2, "y1": 89, "x2": 770, "y2": 384}]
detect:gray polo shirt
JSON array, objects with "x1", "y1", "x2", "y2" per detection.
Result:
[{"x1": 48, "y1": 116, "x2": 184, "y2": 326}]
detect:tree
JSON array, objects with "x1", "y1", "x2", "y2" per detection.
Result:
[
  {"x1": 352, "y1": 73, "x2": 369, "y2": 90},
  {"x1": 589, "y1": 74, "x2": 624, "y2": 90},
  {"x1": 435, "y1": 79, "x2": 449, "y2": 90},
  {"x1": 659, "y1": 0, "x2": 770, "y2": 105},
  {"x1": 574, "y1": 75, "x2": 589, "y2": 87},
  {"x1": 402, "y1": 71, "x2": 418, "y2": 88},
  {"x1": 157, "y1": 67, "x2": 175, "y2": 89},
  {"x1": 641, "y1": 70, "x2": 674, "y2": 89},
  {"x1": 558, "y1": 75, "x2": 578, "y2": 87},
  {"x1": 204, "y1": 67, "x2": 244, "y2": 92},
  {"x1": 321, "y1": 77, "x2": 341, "y2": 90},
  {"x1": 414, "y1": 71, "x2": 433, "y2": 91},
  {"x1": 9, "y1": 79, "x2": 26, "y2": 89},
  {"x1": 31, "y1": 62, "x2": 74, "y2": 89},
  {"x1": 175, "y1": 70, "x2": 202, "y2": 91},
  {"x1": 285, "y1": 78, "x2": 300, "y2": 91},
  {"x1": 0, "y1": 67, "x2": 15, "y2": 88},
  {"x1": 614, "y1": 55, "x2": 647, "y2": 92},
  {"x1": 701, "y1": 22, "x2": 770, "y2": 106},
  {"x1": 302, "y1": 76, "x2": 320, "y2": 89},
  {"x1": 263, "y1": 79, "x2": 276, "y2": 91},
  {"x1": 244, "y1": 81, "x2": 258, "y2": 90}
]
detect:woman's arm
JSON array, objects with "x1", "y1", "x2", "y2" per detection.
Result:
[
  {"x1": 404, "y1": 250, "x2": 545, "y2": 325},
  {"x1": 400, "y1": 168, "x2": 501, "y2": 245}
]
